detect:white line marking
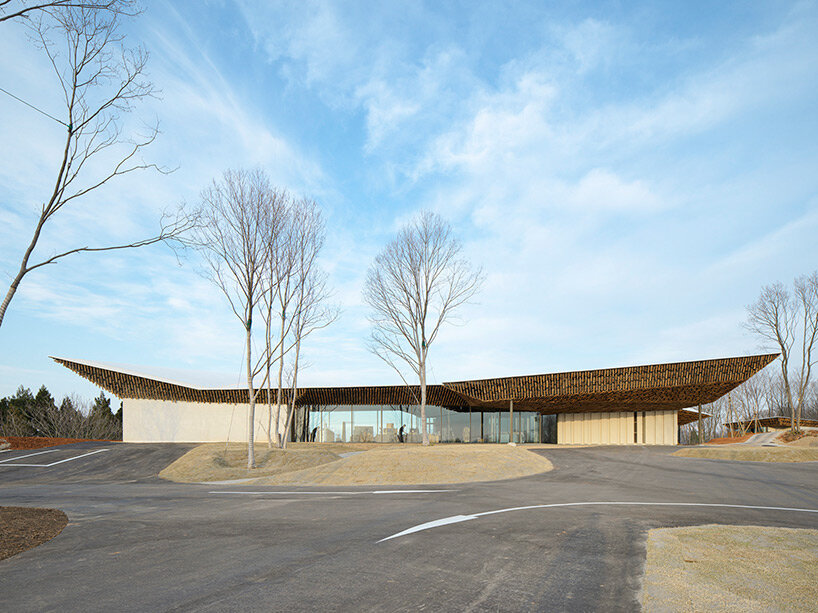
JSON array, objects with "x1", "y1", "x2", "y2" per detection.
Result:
[
  {"x1": 0, "y1": 448, "x2": 57, "y2": 463},
  {"x1": 379, "y1": 515, "x2": 478, "y2": 541},
  {"x1": 373, "y1": 490, "x2": 456, "y2": 494},
  {"x1": 44, "y1": 448, "x2": 109, "y2": 466},
  {"x1": 377, "y1": 501, "x2": 818, "y2": 542},
  {"x1": 210, "y1": 491, "x2": 365, "y2": 495},
  {"x1": 209, "y1": 489, "x2": 457, "y2": 496},
  {"x1": 0, "y1": 448, "x2": 109, "y2": 467}
]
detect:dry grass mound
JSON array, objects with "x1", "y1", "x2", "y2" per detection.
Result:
[
  {"x1": 642, "y1": 524, "x2": 818, "y2": 612},
  {"x1": 160, "y1": 443, "x2": 553, "y2": 485},
  {"x1": 159, "y1": 442, "x2": 371, "y2": 483},
  {"x1": 786, "y1": 436, "x2": 818, "y2": 448},
  {"x1": 672, "y1": 446, "x2": 818, "y2": 462},
  {"x1": 250, "y1": 444, "x2": 553, "y2": 486}
]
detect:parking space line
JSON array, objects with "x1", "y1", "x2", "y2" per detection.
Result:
[
  {"x1": 44, "y1": 448, "x2": 109, "y2": 466},
  {"x1": 0, "y1": 448, "x2": 109, "y2": 468},
  {"x1": 0, "y1": 449, "x2": 58, "y2": 463}
]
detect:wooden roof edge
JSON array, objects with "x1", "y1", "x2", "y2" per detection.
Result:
[
  {"x1": 50, "y1": 356, "x2": 127, "y2": 398},
  {"x1": 442, "y1": 353, "x2": 780, "y2": 390},
  {"x1": 52, "y1": 353, "x2": 780, "y2": 404},
  {"x1": 724, "y1": 416, "x2": 818, "y2": 427}
]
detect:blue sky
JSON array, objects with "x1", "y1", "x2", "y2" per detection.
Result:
[{"x1": 1, "y1": 0, "x2": 816, "y2": 402}]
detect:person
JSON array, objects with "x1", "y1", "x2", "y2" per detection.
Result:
[
  {"x1": 310, "y1": 426, "x2": 318, "y2": 442},
  {"x1": 398, "y1": 424, "x2": 406, "y2": 443}
]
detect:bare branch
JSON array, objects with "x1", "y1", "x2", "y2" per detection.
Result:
[
  {"x1": 0, "y1": 3, "x2": 186, "y2": 330},
  {"x1": 0, "y1": 0, "x2": 139, "y2": 24}
]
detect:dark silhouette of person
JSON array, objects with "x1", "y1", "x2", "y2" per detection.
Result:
[
  {"x1": 310, "y1": 426, "x2": 318, "y2": 442},
  {"x1": 398, "y1": 425, "x2": 406, "y2": 443}
]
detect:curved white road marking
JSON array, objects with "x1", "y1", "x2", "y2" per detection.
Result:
[
  {"x1": 209, "y1": 489, "x2": 456, "y2": 496},
  {"x1": 377, "y1": 501, "x2": 818, "y2": 543}
]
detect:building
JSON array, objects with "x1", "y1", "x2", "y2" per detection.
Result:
[
  {"x1": 53, "y1": 353, "x2": 777, "y2": 445},
  {"x1": 724, "y1": 416, "x2": 818, "y2": 433}
]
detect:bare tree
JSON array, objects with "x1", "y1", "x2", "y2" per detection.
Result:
[
  {"x1": 745, "y1": 272, "x2": 818, "y2": 433},
  {"x1": 279, "y1": 201, "x2": 337, "y2": 448},
  {"x1": 260, "y1": 194, "x2": 298, "y2": 449},
  {"x1": 0, "y1": 0, "x2": 137, "y2": 23},
  {"x1": 363, "y1": 211, "x2": 483, "y2": 446},
  {"x1": 193, "y1": 169, "x2": 279, "y2": 469},
  {"x1": 0, "y1": 5, "x2": 195, "y2": 330}
]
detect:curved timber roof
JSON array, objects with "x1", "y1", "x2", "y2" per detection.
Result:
[{"x1": 52, "y1": 353, "x2": 778, "y2": 416}]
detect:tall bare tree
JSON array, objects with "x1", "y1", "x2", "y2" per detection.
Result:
[
  {"x1": 0, "y1": 0, "x2": 137, "y2": 23},
  {"x1": 193, "y1": 169, "x2": 280, "y2": 469},
  {"x1": 260, "y1": 194, "x2": 298, "y2": 449},
  {"x1": 363, "y1": 211, "x2": 483, "y2": 446},
  {"x1": 279, "y1": 200, "x2": 337, "y2": 448},
  {"x1": 745, "y1": 272, "x2": 818, "y2": 433},
  {"x1": 0, "y1": 4, "x2": 194, "y2": 330}
]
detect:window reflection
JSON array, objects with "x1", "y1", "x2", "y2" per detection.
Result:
[{"x1": 306, "y1": 404, "x2": 549, "y2": 444}]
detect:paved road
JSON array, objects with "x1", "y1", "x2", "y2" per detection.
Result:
[{"x1": 1, "y1": 442, "x2": 817, "y2": 612}]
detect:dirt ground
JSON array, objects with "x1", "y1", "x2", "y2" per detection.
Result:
[
  {"x1": 672, "y1": 446, "x2": 818, "y2": 462},
  {"x1": 642, "y1": 524, "x2": 818, "y2": 612},
  {"x1": 160, "y1": 442, "x2": 553, "y2": 485},
  {"x1": 0, "y1": 436, "x2": 116, "y2": 450},
  {"x1": 0, "y1": 507, "x2": 69, "y2": 561}
]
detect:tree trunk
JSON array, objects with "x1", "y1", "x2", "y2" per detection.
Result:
[
  {"x1": 274, "y1": 311, "x2": 286, "y2": 448},
  {"x1": 420, "y1": 359, "x2": 428, "y2": 446},
  {"x1": 780, "y1": 358, "x2": 797, "y2": 434},
  {"x1": 0, "y1": 218, "x2": 47, "y2": 330},
  {"x1": 281, "y1": 336, "x2": 301, "y2": 449},
  {"x1": 266, "y1": 301, "x2": 274, "y2": 448},
  {"x1": 0, "y1": 270, "x2": 24, "y2": 330},
  {"x1": 246, "y1": 323, "x2": 256, "y2": 469}
]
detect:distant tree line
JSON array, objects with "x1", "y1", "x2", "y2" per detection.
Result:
[
  {"x1": 681, "y1": 366, "x2": 818, "y2": 444},
  {"x1": 0, "y1": 386, "x2": 122, "y2": 440},
  {"x1": 682, "y1": 270, "x2": 818, "y2": 444}
]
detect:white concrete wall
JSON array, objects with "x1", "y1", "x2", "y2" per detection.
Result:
[
  {"x1": 123, "y1": 399, "x2": 288, "y2": 443},
  {"x1": 557, "y1": 410, "x2": 678, "y2": 445}
]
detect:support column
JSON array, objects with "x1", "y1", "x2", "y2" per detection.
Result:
[
  {"x1": 440, "y1": 405, "x2": 443, "y2": 443},
  {"x1": 509, "y1": 399, "x2": 515, "y2": 445},
  {"x1": 697, "y1": 403, "x2": 702, "y2": 445}
]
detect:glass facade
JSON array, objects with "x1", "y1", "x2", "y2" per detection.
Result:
[{"x1": 307, "y1": 404, "x2": 550, "y2": 443}]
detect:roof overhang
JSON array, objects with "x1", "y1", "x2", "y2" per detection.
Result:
[{"x1": 52, "y1": 353, "x2": 778, "y2": 415}]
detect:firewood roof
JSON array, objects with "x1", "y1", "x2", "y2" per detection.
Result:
[{"x1": 52, "y1": 353, "x2": 777, "y2": 416}]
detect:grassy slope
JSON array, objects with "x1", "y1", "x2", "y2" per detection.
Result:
[
  {"x1": 160, "y1": 443, "x2": 553, "y2": 485},
  {"x1": 672, "y1": 446, "x2": 818, "y2": 462},
  {"x1": 642, "y1": 525, "x2": 818, "y2": 612}
]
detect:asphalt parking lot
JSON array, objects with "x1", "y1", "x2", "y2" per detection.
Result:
[{"x1": 1, "y1": 442, "x2": 817, "y2": 612}]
